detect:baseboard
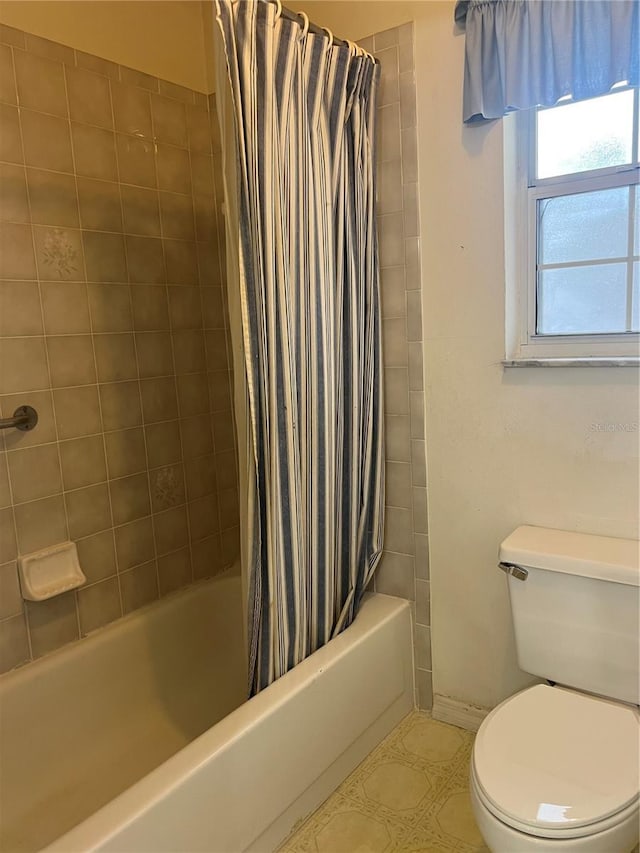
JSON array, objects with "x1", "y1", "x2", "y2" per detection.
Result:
[{"x1": 431, "y1": 694, "x2": 489, "y2": 732}]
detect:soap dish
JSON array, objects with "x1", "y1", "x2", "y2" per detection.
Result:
[{"x1": 18, "y1": 542, "x2": 86, "y2": 601}]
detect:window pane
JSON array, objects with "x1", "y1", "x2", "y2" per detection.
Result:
[
  {"x1": 537, "y1": 90, "x2": 634, "y2": 179},
  {"x1": 539, "y1": 187, "x2": 629, "y2": 265},
  {"x1": 633, "y1": 263, "x2": 639, "y2": 333},
  {"x1": 537, "y1": 264, "x2": 627, "y2": 335}
]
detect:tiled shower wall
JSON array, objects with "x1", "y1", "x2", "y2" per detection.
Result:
[
  {"x1": 0, "y1": 23, "x2": 239, "y2": 673},
  {"x1": 363, "y1": 24, "x2": 432, "y2": 709}
]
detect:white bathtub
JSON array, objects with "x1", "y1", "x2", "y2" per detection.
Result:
[{"x1": 0, "y1": 572, "x2": 413, "y2": 853}]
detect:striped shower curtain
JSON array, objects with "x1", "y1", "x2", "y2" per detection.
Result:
[{"x1": 215, "y1": 0, "x2": 384, "y2": 695}]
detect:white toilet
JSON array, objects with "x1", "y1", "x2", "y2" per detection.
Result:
[{"x1": 470, "y1": 525, "x2": 640, "y2": 852}]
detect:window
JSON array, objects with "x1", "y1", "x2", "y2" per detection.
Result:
[{"x1": 506, "y1": 88, "x2": 640, "y2": 363}]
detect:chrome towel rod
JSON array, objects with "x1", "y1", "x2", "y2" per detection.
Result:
[{"x1": 0, "y1": 405, "x2": 38, "y2": 432}]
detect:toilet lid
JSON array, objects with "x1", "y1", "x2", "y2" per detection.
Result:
[{"x1": 474, "y1": 685, "x2": 640, "y2": 832}]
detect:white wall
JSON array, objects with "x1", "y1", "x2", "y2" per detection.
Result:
[{"x1": 291, "y1": 0, "x2": 640, "y2": 710}]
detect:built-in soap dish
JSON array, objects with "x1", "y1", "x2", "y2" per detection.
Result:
[{"x1": 18, "y1": 542, "x2": 86, "y2": 601}]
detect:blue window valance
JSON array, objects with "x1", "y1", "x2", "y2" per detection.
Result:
[{"x1": 455, "y1": 0, "x2": 639, "y2": 124}]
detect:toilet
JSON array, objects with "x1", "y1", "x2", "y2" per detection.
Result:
[{"x1": 470, "y1": 525, "x2": 640, "y2": 852}]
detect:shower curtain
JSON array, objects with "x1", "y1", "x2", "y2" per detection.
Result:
[{"x1": 215, "y1": 0, "x2": 384, "y2": 695}]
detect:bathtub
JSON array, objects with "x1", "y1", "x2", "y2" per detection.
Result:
[{"x1": 0, "y1": 571, "x2": 413, "y2": 853}]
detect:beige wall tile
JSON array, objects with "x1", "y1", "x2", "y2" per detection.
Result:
[
  {"x1": 172, "y1": 329, "x2": 205, "y2": 374},
  {"x1": 0, "y1": 507, "x2": 17, "y2": 564},
  {"x1": 212, "y1": 415, "x2": 234, "y2": 453},
  {"x1": 0, "y1": 614, "x2": 29, "y2": 673},
  {"x1": 75, "y1": 51, "x2": 119, "y2": 80},
  {"x1": 416, "y1": 668, "x2": 433, "y2": 709},
  {"x1": 0, "y1": 560, "x2": 22, "y2": 619},
  {"x1": 377, "y1": 103, "x2": 401, "y2": 163},
  {"x1": 220, "y1": 525, "x2": 239, "y2": 568},
  {"x1": 121, "y1": 186, "x2": 161, "y2": 236},
  {"x1": 408, "y1": 342, "x2": 424, "y2": 392},
  {"x1": 27, "y1": 168, "x2": 79, "y2": 228},
  {"x1": 159, "y1": 192, "x2": 195, "y2": 241},
  {"x1": 0, "y1": 281, "x2": 43, "y2": 337},
  {"x1": 415, "y1": 624, "x2": 431, "y2": 670},
  {"x1": 33, "y1": 226, "x2": 84, "y2": 281},
  {"x1": 382, "y1": 318, "x2": 408, "y2": 367},
  {"x1": 208, "y1": 371, "x2": 231, "y2": 413},
  {"x1": 135, "y1": 331, "x2": 174, "y2": 378},
  {"x1": 201, "y1": 287, "x2": 224, "y2": 329},
  {"x1": 47, "y1": 335, "x2": 96, "y2": 387},
  {"x1": 165, "y1": 238, "x2": 198, "y2": 284},
  {"x1": 0, "y1": 44, "x2": 17, "y2": 106},
  {"x1": 152, "y1": 504, "x2": 188, "y2": 555},
  {"x1": 149, "y1": 463, "x2": 185, "y2": 513},
  {"x1": 190, "y1": 153, "x2": 213, "y2": 196},
  {"x1": 23, "y1": 32, "x2": 73, "y2": 64},
  {"x1": 65, "y1": 483, "x2": 111, "y2": 538},
  {"x1": 380, "y1": 267, "x2": 406, "y2": 319},
  {"x1": 71, "y1": 123, "x2": 117, "y2": 181},
  {"x1": 109, "y1": 471, "x2": 150, "y2": 525},
  {"x1": 413, "y1": 488, "x2": 429, "y2": 538},
  {"x1": 66, "y1": 65, "x2": 113, "y2": 129},
  {"x1": 385, "y1": 461, "x2": 412, "y2": 509},
  {"x1": 188, "y1": 494, "x2": 218, "y2": 542},
  {"x1": 151, "y1": 94, "x2": 187, "y2": 147},
  {"x1": 158, "y1": 79, "x2": 193, "y2": 105},
  {"x1": 377, "y1": 158, "x2": 403, "y2": 214},
  {"x1": 77, "y1": 178, "x2": 123, "y2": 232},
  {"x1": 376, "y1": 551, "x2": 415, "y2": 599},
  {"x1": 131, "y1": 285, "x2": 169, "y2": 330},
  {"x1": 114, "y1": 515, "x2": 154, "y2": 571},
  {"x1": 94, "y1": 333, "x2": 137, "y2": 382},
  {"x1": 21, "y1": 109, "x2": 73, "y2": 173},
  {"x1": 140, "y1": 376, "x2": 178, "y2": 423},
  {"x1": 158, "y1": 546, "x2": 191, "y2": 595},
  {"x1": 2, "y1": 390, "x2": 56, "y2": 450},
  {"x1": 14, "y1": 494, "x2": 67, "y2": 553},
  {"x1": 215, "y1": 450, "x2": 236, "y2": 491},
  {"x1": 145, "y1": 419, "x2": 182, "y2": 469},
  {"x1": 104, "y1": 427, "x2": 146, "y2": 479},
  {"x1": 177, "y1": 372, "x2": 209, "y2": 417},
  {"x1": 218, "y1": 487, "x2": 238, "y2": 529},
  {"x1": 384, "y1": 367, "x2": 409, "y2": 415},
  {"x1": 192, "y1": 534, "x2": 222, "y2": 579},
  {"x1": 120, "y1": 560, "x2": 158, "y2": 613},
  {"x1": 76, "y1": 529, "x2": 117, "y2": 584},
  {"x1": 0, "y1": 164, "x2": 29, "y2": 223},
  {"x1": 26, "y1": 591, "x2": 78, "y2": 657},
  {"x1": 83, "y1": 231, "x2": 127, "y2": 282},
  {"x1": 385, "y1": 418, "x2": 412, "y2": 467},
  {"x1": 125, "y1": 235, "x2": 165, "y2": 283},
  {"x1": 111, "y1": 81, "x2": 152, "y2": 137},
  {"x1": 41, "y1": 282, "x2": 91, "y2": 334},
  {"x1": 185, "y1": 454, "x2": 216, "y2": 501},
  {"x1": 400, "y1": 71, "x2": 417, "y2": 129},
  {"x1": 384, "y1": 506, "x2": 414, "y2": 555},
  {"x1": 197, "y1": 242, "x2": 221, "y2": 286},
  {"x1": 416, "y1": 579, "x2": 430, "y2": 625},
  {"x1": 0, "y1": 104, "x2": 23, "y2": 163},
  {"x1": 120, "y1": 66, "x2": 158, "y2": 92},
  {"x1": 53, "y1": 385, "x2": 102, "y2": 439},
  {"x1": 0, "y1": 454, "x2": 10, "y2": 508},
  {"x1": 411, "y1": 439, "x2": 427, "y2": 487},
  {"x1": 181, "y1": 414, "x2": 213, "y2": 460},
  {"x1": 0, "y1": 338, "x2": 49, "y2": 394},
  {"x1": 157, "y1": 144, "x2": 191, "y2": 194},
  {"x1": 0, "y1": 222, "x2": 36, "y2": 279},
  {"x1": 7, "y1": 443, "x2": 62, "y2": 504},
  {"x1": 168, "y1": 286, "x2": 202, "y2": 330},
  {"x1": 0, "y1": 24, "x2": 25, "y2": 49},
  {"x1": 186, "y1": 105, "x2": 211, "y2": 154},
  {"x1": 14, "y1": 50, "x2": 67, "y2": 117},
  {"x1": 99, "y1": 380, "x2": 142, "y2": 431},
  {"x1": 194, "y1": 196, "x2": 216, "y2": 244},
  {"x1": 378, "y1": 212, "x2": 405, "y2": 268},
  {"x1": 78, "y1": 576, "x2": 121, "y2": 634},
  {"x1": 116, "y1": 133, "x2": 157, "y2": 187},
  {"x1": 59, "y1": 434, "x2": 107, "y2": 491},
  {"x1": 88, "y1": 283, "x2": 133, "y2": 333},
  {"x1": 414, "y1": 533, "x2": 429, "y2": 580},
  {"x1": 406, "y1": 291, "x2": 423, "y2": 341}
]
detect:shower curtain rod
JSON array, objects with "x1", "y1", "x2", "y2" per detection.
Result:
[{"x1": 276, "y1": 1, "x2": 378, "y2": 61}]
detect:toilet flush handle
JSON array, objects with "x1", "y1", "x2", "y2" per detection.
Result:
[{"x1": 498, "y1": 561, "x2": 529, "y2": 581}]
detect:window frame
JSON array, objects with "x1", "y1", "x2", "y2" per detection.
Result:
[{"x1": 506, "y1": 88, "x2": 640, "y2": 364}]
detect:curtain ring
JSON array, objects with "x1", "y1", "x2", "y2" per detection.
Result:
[
  {"x1": 274, "y1": 0, "x2": 282, "y2": 20},
  {"x1": 322, "y1": 26, "x2": 334, "y2": 48},
  {"x1": 298, "y1": 11, "x2": 309, "y2": 40}
]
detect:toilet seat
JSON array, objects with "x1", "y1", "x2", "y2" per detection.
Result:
[{"x1": 472, "y1": 685, "x2": 640, "y2": 839}]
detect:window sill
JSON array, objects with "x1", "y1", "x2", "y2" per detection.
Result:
[{"x1": 503, "y1": 357, "x2": 640, "y2": 368}]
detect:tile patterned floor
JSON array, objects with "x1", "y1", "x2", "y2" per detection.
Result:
[{"x1": 279, "y1": 711, "x2": 489, "y2": 853}]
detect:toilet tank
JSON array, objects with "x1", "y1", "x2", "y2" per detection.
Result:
[{"x1": 500, "y1": 526, "x2": 640, "y2": 705}]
